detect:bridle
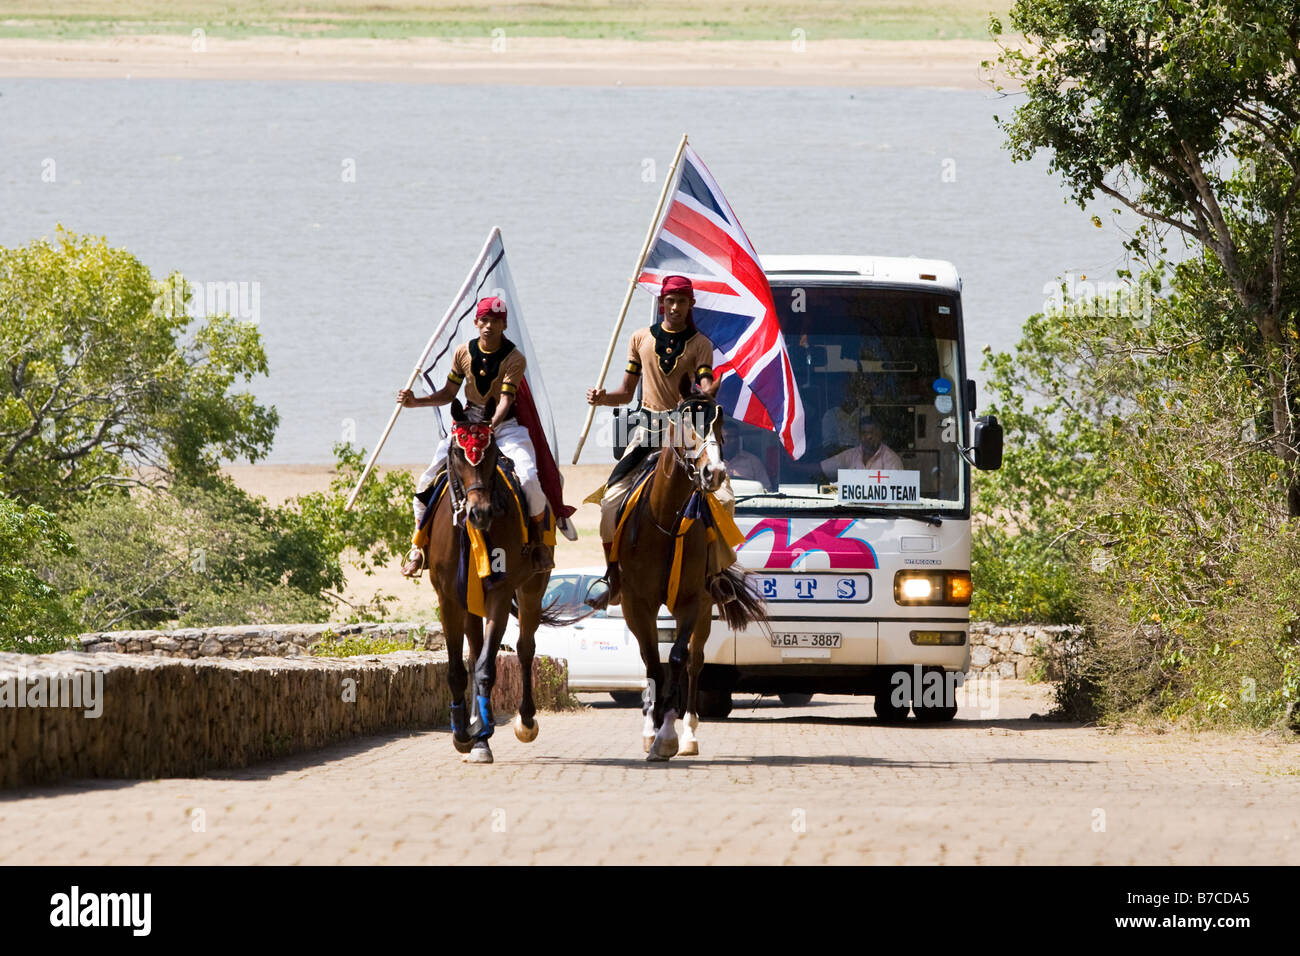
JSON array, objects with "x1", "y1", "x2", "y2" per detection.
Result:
[
  {"x1": 668, "y1": 398, "x2": 723, "y2": 491},
  {"x1": 448, "y1": 420, "x2": 498, "y2": 523}
]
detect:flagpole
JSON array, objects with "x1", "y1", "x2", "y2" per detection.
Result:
[
  {"x1": 344, "y1": 227, "x2": 502, "y2": 512},
  {"x1": 571, "y1": 132, "x2": 689, "y2": 464}
]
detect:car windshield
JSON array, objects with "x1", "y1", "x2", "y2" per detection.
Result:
[
  {"x1": 727, "y1": 283, "x2": 966, "y2": 512},
  {"x1": 542, "y1": 573, "x2": 606, "y2": 616},
  {"x1": 543, "y1": 574, "x2": 582, "y2": 612}
]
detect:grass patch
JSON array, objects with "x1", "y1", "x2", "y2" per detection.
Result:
[{"x1": 0, "y1": 1, "x2": 1009, "y2": 42}]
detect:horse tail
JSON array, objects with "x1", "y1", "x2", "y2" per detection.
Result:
[
  {"x1": 709, "y1": 566, "x2": 771, "y2": 636},
  {"x1": 509, "y1": 596, "x2": 598, "y2": 628}
]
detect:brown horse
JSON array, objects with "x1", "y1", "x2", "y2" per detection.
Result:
[
  {"x1": 614, "y1": 380, "x2": 768, "y2": 761},
  {"x1": 423, "y1": 398, "x2": 572, "y2": 764}
]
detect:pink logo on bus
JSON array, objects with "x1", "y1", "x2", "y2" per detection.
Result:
[{"x1": 737, "y1": 517, "x2": 877, "y2": 570}]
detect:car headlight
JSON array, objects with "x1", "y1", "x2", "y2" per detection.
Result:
[{"x1": 893, "y1": 571, "x2": 972, "y2": 607}]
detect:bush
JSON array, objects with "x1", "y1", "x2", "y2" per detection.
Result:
[
  {"x1": 981, "y1": 255, "x2": 1300, "y2": 730},
  {"x1": 49, "y1": 479, "x2": 339, "y2": 631},
  {"x1": 0, "y1": 498, "x2": 78, "y2": 652}
]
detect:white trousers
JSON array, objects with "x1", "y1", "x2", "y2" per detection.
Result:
[{"x1": 414, "y1": 420, "x2": 547, "y2": 524}]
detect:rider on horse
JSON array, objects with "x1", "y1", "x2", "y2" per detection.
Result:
[
  {"x1": 401, "y1": 295, "x2": 554, "y2": 576},
  {"x1": 586, "y1": 274, "x2": 738, "y2": 603}
]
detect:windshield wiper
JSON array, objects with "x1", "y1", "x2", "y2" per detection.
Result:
[
  {"x1": 734, "y1": 494, "x2": 945, "y2": 527},
  {"x1": 850, "y1": 507, "x2": 944, "y2": 527},
  {"x1": 735, "y1": 492, "x2": 833, "y2": 504}
]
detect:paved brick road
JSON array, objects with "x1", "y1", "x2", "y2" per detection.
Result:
[{"x1": 2, "y1": 682, "x2": 1297, "y2": 865}]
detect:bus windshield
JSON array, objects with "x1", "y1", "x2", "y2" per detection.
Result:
[{"x1": 726, "y1": 283, "x2": 966, "y2": 513}]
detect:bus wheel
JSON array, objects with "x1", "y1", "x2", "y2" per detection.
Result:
[
  {"x1": 914, "y1": 701, "x2": 959, "y2": 722},
  {"x1": 697, "y1": 689, "x2": 733, "y2": 720},
  {"x1": 873, "y1": 693, "x2": 911, "y2": 723},
  {"x1": 609, "y1": 692, "x2": 644, "y2": 707},
  {"x1": 778, "y1": 692, "x2": 813, "y2": 707}
]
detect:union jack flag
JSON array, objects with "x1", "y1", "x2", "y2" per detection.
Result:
[{"x1": 637, "y1": 143, "x2": 807, "y2": 459}]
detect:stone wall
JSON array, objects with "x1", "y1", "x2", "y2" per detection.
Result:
[
  {"x1": 968, "y1": 623, "x2": 1083, "y2": 680},
  {"x1": 75, "y1": 620, "x2": 1079, "y2": 680},
  {"x1": 77, "y1": 621, "x2": 445, "y2": 659},
  {"x1": 0, "y1": 649, "x2": 570, "y2": 790}
]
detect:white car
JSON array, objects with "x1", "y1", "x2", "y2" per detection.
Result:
[{"x1": 503, "y1": 566, "x2": 647, "y2": 705}]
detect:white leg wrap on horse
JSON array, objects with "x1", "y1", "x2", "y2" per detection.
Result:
[
  {"x1": 679, "y1": 711, "x2": 700, "y2": 756},
  {"x1": 642, "y1": 712, "x2": 656, "y2": 753}
]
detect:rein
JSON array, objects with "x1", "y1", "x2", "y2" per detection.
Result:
[{"x1": 642, "y1": 398, "x2": 722, "y2": 538}]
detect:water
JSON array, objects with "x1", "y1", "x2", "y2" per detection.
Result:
[{"x1": 0, "y1": 79, "x2": 1140, "y2": 464}]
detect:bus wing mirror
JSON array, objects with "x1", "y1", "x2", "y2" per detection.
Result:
[
  {"x1": 973, "y1": 414, "x2": 1003, "y2": 471},
  {"x1": 965, "y1": 378, "x2": 977, "y2": 413}
]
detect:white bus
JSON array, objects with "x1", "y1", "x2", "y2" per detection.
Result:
[{"x1": 657, "y1": 254, "x2": 1003, "y2": 719}]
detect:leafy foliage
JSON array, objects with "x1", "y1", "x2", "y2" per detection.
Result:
[
  {"x1": 990, "y1": 0, "x2": 1300, "y2": 513},
  {"x1": 0, "y1": 228, "x2": 277, "y2": 508},
  {"x1": 979, "y1": 253, "x2": 1300, "y2": 729},
  {"x1": 0, "y1": 230, "x2": 422, "y2": 644},
  {"x1": 290, "y1": 442, "x2": 416, "y2": 579},
  {"x1": 0, "y1": 497, "x2": 78, "y2": 652},
  {"x1": 49, "y1": 479, "x2": 338, "y2": 631}
]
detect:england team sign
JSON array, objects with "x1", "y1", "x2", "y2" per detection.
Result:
[{"x1": 837, "y1": 469, "x2": 921, "y2": 504}]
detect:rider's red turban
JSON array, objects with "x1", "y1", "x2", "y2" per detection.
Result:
[
  {"x1": 476, "y1": 296, "x2": 507, "y2": 320},
  {"x1": 660, "y1": 275, "x2": 694, "y2": 297}
]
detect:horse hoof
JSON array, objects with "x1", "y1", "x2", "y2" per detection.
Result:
[
  {"x1": 514, "y1": 713, "x2": 539, "y2": 743},
  {"x1": 464, "y1": 741, "x2": 494, "y2": 764},
  {"x1": 678, "y1": 739, "x2": 699, "y2": 757},
  {"x1": 642, "y1": 736, "x2": 654, "y2": 754},
  {"x1": 452, "y1": 734, "x2": 474, "y2": 754},
  {"x1": 651, "y1": 736, "x2": 678, "y2": 760},
  {"x1": 646, "y1": 749, "x2": 670, "y2": 762}
]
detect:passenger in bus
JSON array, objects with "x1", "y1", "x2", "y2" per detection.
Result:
[
  {"x1": 722, "y1": 420, "x2": 774, "y2": 491},
  {"x1": 820, "y1": 419, "x2": 903, "y2": 477},
  {"x1": 820, "y1": 394, "x2": 861, "y2": 453}
]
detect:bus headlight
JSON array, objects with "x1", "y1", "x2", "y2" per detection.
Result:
[{"x1": 894, "y1": 571, "x2": 972, "y2": 607}]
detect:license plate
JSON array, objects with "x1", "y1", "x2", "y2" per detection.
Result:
[{"x1": 769, "y1": 632, "x2": 842, "y2": 649}]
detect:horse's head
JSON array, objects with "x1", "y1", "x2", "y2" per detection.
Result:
[
  {"x1": 448, "y1": 397, "x2": 500, "y2": 530},
  {"x1": 669, "y1": 373, "x2": 727, "y2": 493}
]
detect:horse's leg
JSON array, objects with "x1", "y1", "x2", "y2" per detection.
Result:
[
  {"x1": 622, "y1": 594, "x2": 664, "y2": 755},
  {"x1": 680, "y1": 600, "x2": 711, "y2": 758},
  {"x1": 465, "y1": 591, "x2": 511, "y2": 764},
  {"x1": 440, "y1": 596, "x2": 474, "y2": 754},
  {"x1": 649, "y1": 595, "x2": 699, "y2": 761},
  {"x1": 462, "y1": 611, "x2": 493, "y2": 763},
  {"x1": 512, "y1": 572, "x2": 546, "y2": 743}
]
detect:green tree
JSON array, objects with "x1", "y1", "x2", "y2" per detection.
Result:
[
  {"x1": 980, "y1": 254, "x2": 1300, "y2": 728},
  {"x1": 52, "y1": 479, "x2": 340, "y2": 631},
  {"x1": 0, "y1": 228, "x2": 277, "y2": 508},
  {"x1": 991, "y1": 0, "x2": 1300, "y2": 513},
  {"x1": 0, "y1": 497, "x2": 77, "y2": 652}
]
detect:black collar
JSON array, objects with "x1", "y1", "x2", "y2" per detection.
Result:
[
  {"x1": 468, "y1": 337, "x2": 516, "y2": 397},
  {"x1": 650, "y1": 322, "x2": 695, "y2": 375}
]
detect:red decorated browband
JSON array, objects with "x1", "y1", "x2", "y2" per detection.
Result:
[{"x1": 451, "y1": 422, "x2": 493, "y2": 466}]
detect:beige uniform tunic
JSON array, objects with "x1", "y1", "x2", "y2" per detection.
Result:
[{"x1": 626, "y1": 325, "x2": 715, "y2": 411}]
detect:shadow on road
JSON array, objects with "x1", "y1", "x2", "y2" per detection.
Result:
[{"x1": 530, "y1": 753, "x2": 1098, "y2": 769}]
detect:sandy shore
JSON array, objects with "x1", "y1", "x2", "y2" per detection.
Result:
[
  {"x1": 222, "y1": 461, "x2": 610, "y2": 621},
  {"x1": 0, "y1": 35, "x2": 1002, "y2": 88}
]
